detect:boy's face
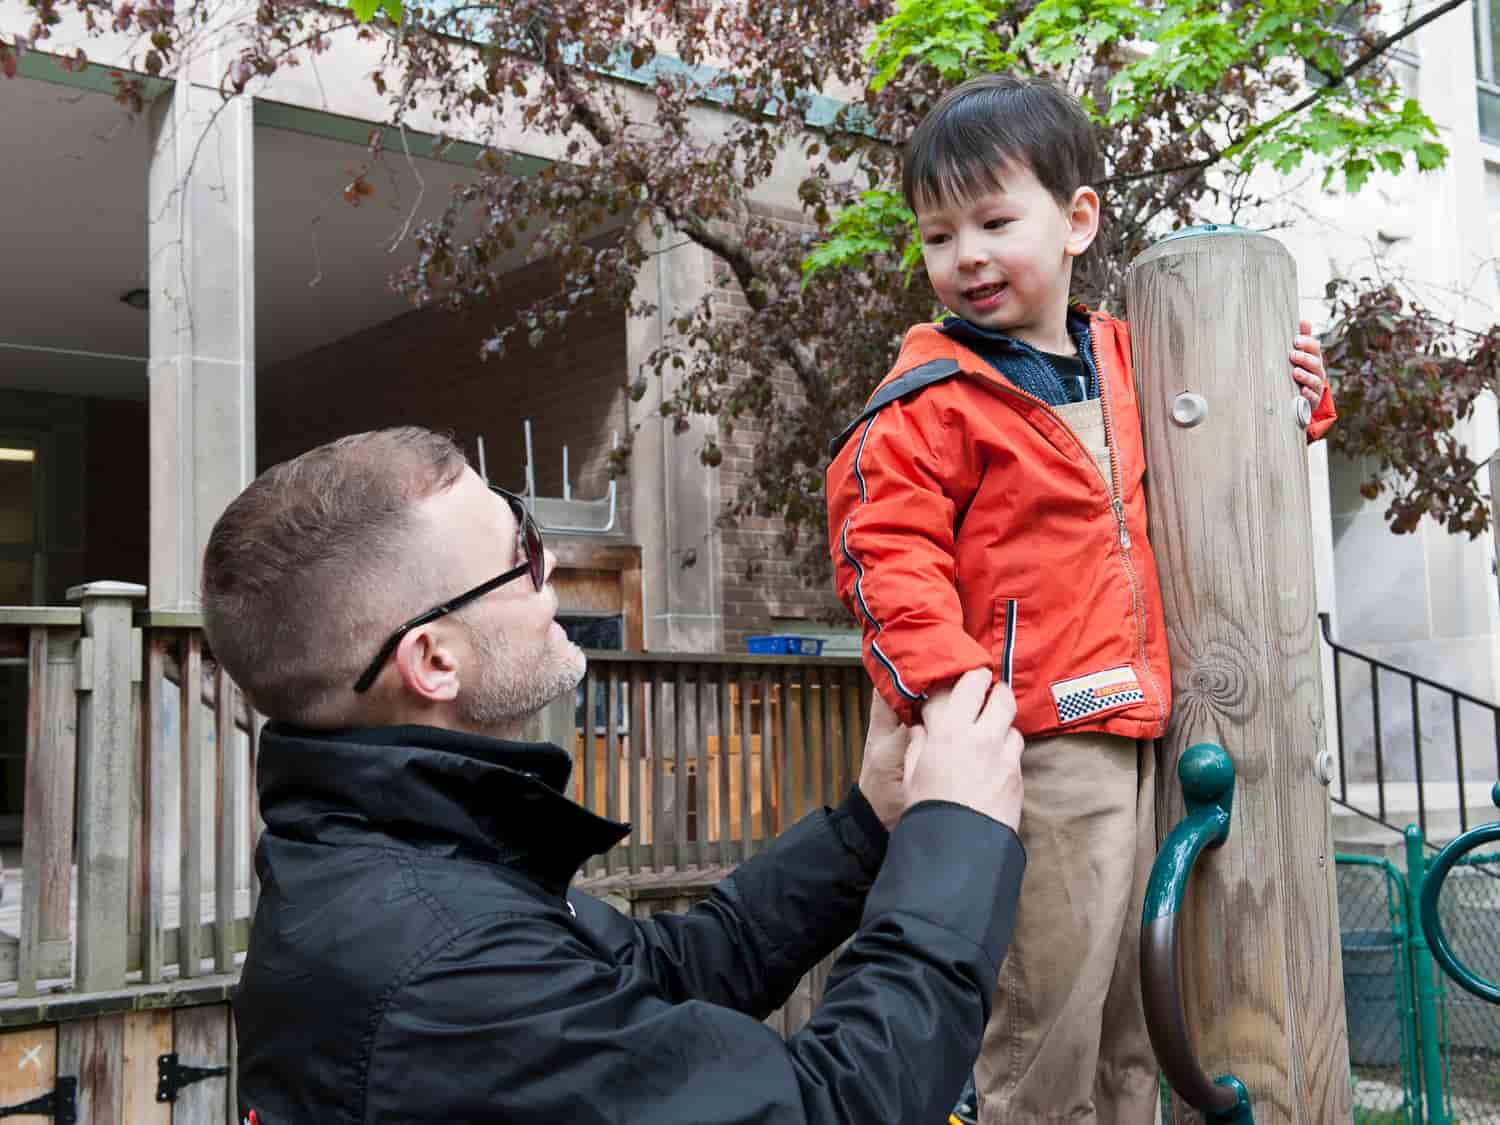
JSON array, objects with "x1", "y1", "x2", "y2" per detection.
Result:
[{"x1": 914, "y1": 158, "x2": 1098, "y2": 353}]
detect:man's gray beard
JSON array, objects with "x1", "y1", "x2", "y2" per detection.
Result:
[{"x1": 456, "y1": 617, "x2": 586, "y2": 732}]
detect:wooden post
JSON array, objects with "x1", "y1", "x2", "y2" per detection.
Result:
[
  {"x1": 70, "y1": 581, "x2": 147, "y2": 994},
  {"x1": 1127, "y1": 228, "x2": 1351, "y2": 1123}
]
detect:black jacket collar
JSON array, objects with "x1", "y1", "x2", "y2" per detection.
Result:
[{"x1": 256, "y1": 722, "x2": 629, "y2": 892}]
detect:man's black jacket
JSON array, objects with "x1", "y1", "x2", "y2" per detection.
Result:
[{"x1": 234, "y1": 722, "x2": 1026, "y2": 1123}]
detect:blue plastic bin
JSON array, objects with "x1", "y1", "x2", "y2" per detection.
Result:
[
  {"x1": 1340, "y1": 928, "x2": 1402, "y2": 1067},
  {"x1": 746, "y1": 634, "x2": 824, "y2": 656}
]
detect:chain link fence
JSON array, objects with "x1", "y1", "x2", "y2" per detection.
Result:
[
  {"x1": 1338, "y1": 857, "x2": 1419, "y2": 1123},
  {"x1": 1336, "y1": 842, "x2": 1500, "y2": 1125},
  {"x1": 1432, "y1": 845, "x2": 1500, "y2": 1124}
]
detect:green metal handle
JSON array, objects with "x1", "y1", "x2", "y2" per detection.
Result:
[
  {"x1": 1141, "y1": 743, "x2": 1254, "y2": 1124},
  {"x1": 1418, "y1": 782, "x2": 1500, "y2": 1005}
]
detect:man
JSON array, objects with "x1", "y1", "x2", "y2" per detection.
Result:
[{"x1": 208, "y1": 426, "x2": 1028, "y2": 1124}]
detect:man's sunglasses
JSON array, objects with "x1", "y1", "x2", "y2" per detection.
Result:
[{"x1": 352, "y1": 485, "x2": 546, "y2": 693}]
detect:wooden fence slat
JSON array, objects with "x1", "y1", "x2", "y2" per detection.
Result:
[
  {"x1": 842, "y1": 667, "x2": 862, "y2": 794},
  {"x1": 798, "y1": 667, "x2": 814, "y2": 820},
  {"x1": 214, "y1": 665, "x2": 239, "y2": 973},
  {"x1": 628, "y1": 665, "x2": 642, "y2": 872},
  {"x1": 178, "y1": 632, "x2": 205, "y2": 978},
  {"x1": 819, "y1": 667, "x2": 834, "y2": 807},
  {"x1": 716, "y1": 664, "x2": 731, "y2": 848},
  {"x1": 144, "y1": 633, "x2": 170, "y2": 982},
  {"x1": 786, "y1": 669, "x2": 798, "y2": 840},
  {"x1": 122, "y1": 1011, "x2": 173, "y2": 1125},
  {"x1": 651, "y1": 665, "x2": 665, "y2": 870},
  {"x1": 673, "y1": 665, "x2": 687, "y2": 871},
  {"x1": 0, "y1": 1026, "x2": 57, "y2": 1113},
  {"x1": 16, "y1": 626, "x2": 47, "y2": 995},
  {"x1": 74, "y1": 586, "x2": 142, "y2": 994},
  {"x1": 739, "y1": 665, "x2": 753, "y2": 861},
  {"x1": 19, "y1": 626, "x2": 78, "y2": 993},
  {"x1": 694, "y1": 668, "x2": 708, "y2": 867},
  {"x1": 580, "y1": 665, "x2": 595, "y2": 817},
  {"x1": 760, "y1": 668, "x2": 775, "y2": 839},
  {"x1": 603, "y1": 668, "x2": 617, "y2": 876},
  {"x1": 172, "y1": 1005, "x2": 230, "y2": 1125},
  {"x1": 58, "y1": 1015, "x2": 124, "y2": 1125}
]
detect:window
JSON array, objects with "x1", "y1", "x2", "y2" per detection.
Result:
[
  {"x1": 1478, "y1": 0, "x2": 1500, "y2": 142},
  {"x1": 560, "y1": 614, "x2": 627, "y2": 733}
]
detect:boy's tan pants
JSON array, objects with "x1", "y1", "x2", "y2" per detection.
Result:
[{"x1": 975, "y1": 731, "x2": 1161, "y2": 1124}]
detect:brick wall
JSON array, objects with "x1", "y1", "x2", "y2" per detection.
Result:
[
  {"x1": 254, "y1": 238, "x2": 856, "y2": 653},
  {"x1": 703, "y1": 217, "x2": 849, "y2": 653},
  {"x1": 258, "y1": 262, "x2": 629, "y2": 531}
]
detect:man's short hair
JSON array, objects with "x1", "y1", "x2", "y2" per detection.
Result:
[
  {"x1": 202, "y1": 427, "x2": 468, "y2": 725},
  {"x1": 902, "y1": 74, "x2": 1098, "y2": 212}
]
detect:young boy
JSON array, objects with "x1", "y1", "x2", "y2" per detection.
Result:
[{"x1": 825, "y1": 75, "x2": 1335, "y2": 1124}]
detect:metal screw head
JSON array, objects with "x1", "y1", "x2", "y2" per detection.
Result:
[
  {"x1": 1315, "y1": 750, "x2": 1335, "y2": 786},
  {"x1": 1295, "y1": 395, "x2": 1313, "y2": 428},
  {"x1": 1171, "y1": 392, "x2": 1208, "y2": 428}
]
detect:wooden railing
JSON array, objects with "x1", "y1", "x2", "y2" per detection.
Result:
[
  {"x1": 0, "y1": 587, "x2": 869, "y2": 1011},
  {"x1": 0, "y1": 586, "x2": 262, "y2": 1010},
  {"x1": 567, "y1": 652, "x2": 871, "y2": 878}
]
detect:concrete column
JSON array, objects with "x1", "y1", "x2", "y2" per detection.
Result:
[
  {"x1": 625, "y1": 226, "x2": 723, "y2": 652},
  {"x1": 147, "y1": 79, "x2": 256, "y2": 611}
]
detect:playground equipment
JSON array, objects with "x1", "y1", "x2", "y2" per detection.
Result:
[
  {"x1": 1129, "y1": 226, "x2": 1351, "y2": 1122},
  {"x1": 1142, "y1": 743, "x2": 1253, "y2": 1123},
  {"x1": 1418, "y1": 782, "x2": 1500, "y2": 1005}
]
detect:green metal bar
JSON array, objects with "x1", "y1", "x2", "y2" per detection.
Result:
[
  {"x1": 1337, "y1": 852, "x2": 1422, "y2": 1122},
  {"x1": 1418, "y1": 782, "x2": 1500, "y2": 1004},
  {"x1": 1403, "y1": 827, "x2": 1450, "y2": 1125},
  {"x1": 1141, "y1": 744, "x2": 1253, "y2": 1124}
]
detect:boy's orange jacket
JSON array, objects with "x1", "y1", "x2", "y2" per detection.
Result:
[{"x1": 826, "y1": 311, "x2": 1337, "y2": 737}]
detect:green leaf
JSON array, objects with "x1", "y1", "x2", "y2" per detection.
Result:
[
  {"x1": 1414, "y1": 141, "x2": 1447, "y2": 171},
  {"x1": 1343, "y1": 157, "x2": 1374, "y2": 194},
  {"x1": 348, "y1": 0, "x2": 381, "y2": 21}
]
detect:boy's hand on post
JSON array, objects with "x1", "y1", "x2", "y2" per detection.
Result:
[
  {"x1": 857, "y1": 694, "x2": 913, "y2": 831},
  {"x1": 904, "y1": 668, "x2": 1025, "y2": 832},
  {"x1": 1290, "y1": 318, "x2": 1327, "y2": 406}
]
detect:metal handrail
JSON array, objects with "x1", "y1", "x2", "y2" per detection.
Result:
[
  {"x1": 1318, "y1": 612, "x2": 1498, "y2": 836},
  {"x1": 1318, "y1": 613, "x2": 1500, "y2": 709},
  {"x1": 1418, "y1": 781, "x2": 1500, "y2": 1004},
  {"x1": 1140, "y1": 743, "x2": 1254, "y2": 1124}
]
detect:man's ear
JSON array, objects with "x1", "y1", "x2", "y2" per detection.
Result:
[
  {"x1": 393, "y1": 625, "x2": 462, "y2": 703},
  {"x1": 1064, "y1": 186, "x2": 1100, "y2": 258}
]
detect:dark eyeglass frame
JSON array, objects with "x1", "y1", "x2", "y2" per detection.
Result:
[{"x1": 352, "y1": 485, "x2": 546, "y2": 693}]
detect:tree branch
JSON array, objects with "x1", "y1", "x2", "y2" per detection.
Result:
[
  {"x1": 1098, "y1": 0, "x2": 1468, "y2": 191},
  {"x1": 528, "y1": 10, "x2": 830, "y2": 403}
]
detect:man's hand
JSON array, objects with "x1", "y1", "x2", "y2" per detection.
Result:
[
  {"x1": 1290, "y1": 318, "x2": 1327, "y2": 406},
  {"x1": 857, "y1": 694, "x2": 911, "y2": 831},
  {"x1": 904, "y1": 668, "x2": 1024, "y2": 832}
]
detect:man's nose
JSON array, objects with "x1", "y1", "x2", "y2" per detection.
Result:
[{"x1": 543, "y1": 547, "x2": 558, "y2": 584}]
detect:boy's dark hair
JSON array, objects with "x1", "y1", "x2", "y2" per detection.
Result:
[{"x1": 903, "y1": 75, "x2": 1098, "y2": 211}]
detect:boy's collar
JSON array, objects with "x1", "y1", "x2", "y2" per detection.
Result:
[{"x1": 938, "y1": 307, "x2": 1092, "y2": 354}]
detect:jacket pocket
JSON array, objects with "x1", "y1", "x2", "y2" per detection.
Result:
[{"x1": 992, "y1": 597, "x2": 1020, "y2": 688}]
